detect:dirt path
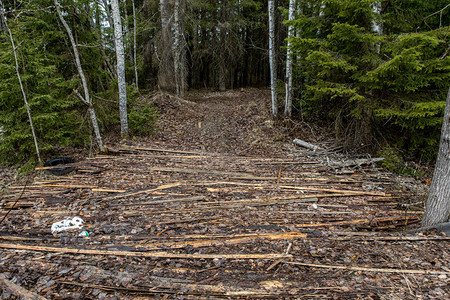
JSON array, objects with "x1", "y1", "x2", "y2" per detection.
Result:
[
  {"x1": 148, "y1": 89, "x2": 289, "y2": 156},
  {"x1": 0, "y1": 89, "x2": 448, "y2": 299}
]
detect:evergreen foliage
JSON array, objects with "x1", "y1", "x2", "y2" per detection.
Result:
[
  {"x1": 0, "y1": 0, "x2": 157, "y2": 165},
  {"x1": 1, "y1": 0, "x2": 449, "y2": 166},
  {"x1": 288, "y1": 0, "x2": 450, "y2": 160}
]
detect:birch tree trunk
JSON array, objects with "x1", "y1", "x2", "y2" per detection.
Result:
[
  {"x1": 422, "y1": 87, "x2": 450, "y2": 227},
  {"x1": 284, "y1": 0, "x2": 295, "y2": 117},
  {"x1": 0, "y1": 1, "x2": 41, "y2": 165},
  {"x1": 371, "y1": 1, "x2": 382, "y2": 53},
  {"x1": 173, "y1": 0, "x2": 186, "y2": 97},
  {"x1": 54, "y1": 0, "x2": 105, "y2": 152},
  {"x1": 268, "y1": 0, "x2": 278, "y2": 117},
  {"x1": 111, "y1": 0, "x2": 129, "y2": 139},
  {"x1": 371, "y1": 1, "x2": 383, "y2": 35},
  {"x1": 132, "y1": 0, "x2": 138, "y2": 89}
]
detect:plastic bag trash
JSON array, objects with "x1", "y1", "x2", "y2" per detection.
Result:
[
  {"x1": 79, "y1": 230, "x2": 89, "y2": 237},
  {"x1": 51, "y1": 216, "x2": 84, "y2": 234}
]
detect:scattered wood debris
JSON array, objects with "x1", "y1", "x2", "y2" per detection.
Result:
[{"x1": 0, "y1": 89, "x2": 446, "y2": 299}]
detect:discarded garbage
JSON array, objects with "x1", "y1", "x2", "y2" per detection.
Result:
[
  {"x1": 362, "y1": 182, "x2": 375, "y2": 191},
  {"x1": 79, "y1": 230, "x2": 89, "y2": 237},
  {"x1": 44, "y1": 157, "x2": 75, "y2": 176},
  {"x1": 51, "y1": 217, "x2": 84, "y2": 234}
]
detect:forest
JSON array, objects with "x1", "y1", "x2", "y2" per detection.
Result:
[
  {"x1": 1, "y1": 1, "x2": 450, "y2": 298},
  {"x1": 0, "y1": 0, "x2": 449, "y2": 167}
]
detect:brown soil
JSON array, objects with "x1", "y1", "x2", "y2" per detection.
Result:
[{"x1": 0, "y1": 89, "x2": 448, "y2": 299}]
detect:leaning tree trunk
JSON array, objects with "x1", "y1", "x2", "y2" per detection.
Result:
[
  {"x1": 0, "y1": 1, "x2": 41, "y2": 165},
  {"x1": 111, "y1": 0, "x2": 129, "y2": 140},
  {"x1": 422, "y1": 87, "x2": 450, "y2": 227},
  {"x1": 268, "y1": 0, "x2": 278, "y2": 118},
  {"x1": 54, "y1": 0, "x2": 105, "y2": 152},
  {"x1": 284, "y1": 0, "x2": 295, "y2": 118}
]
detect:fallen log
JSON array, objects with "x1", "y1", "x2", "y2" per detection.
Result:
[
  {"x1": 0, "y1": 243, "x2": 291, "y2": 260},
  {"x1": 284, "y1": 261, "x2": 450, "y2": 275},
  {"x1": 293, "y1": 139, "x2": 321, "y2": 151},
  {"x1": 0, "y1": 274, "x2": 47, "y2": 300}
]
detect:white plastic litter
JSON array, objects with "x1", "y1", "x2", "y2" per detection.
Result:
[{"x1": 51, "y1": 217, "x2": 84, "y2": 234}]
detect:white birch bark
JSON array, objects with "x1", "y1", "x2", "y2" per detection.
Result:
[
  {"x1": 0, "y1": 1, "x2": 41, "y2": 165},
  {"x1": 111, "y1": 0, "x2": 129, "y2": 139},
  {"x1": 371, "y1": 1, "x2": 383, "y2": 53},
  {"x1": 268, "y1": 0, "x2": 278, "y2": 117},
  {"x1": 54, "y1": 0, "x2": 105, "y2": 152},
  {"x1": 371, "y1": 1, "x2": 383, "y2": 35},
  {"x1": 132, "y1": 0, "x2": 138, "y2": 89},
  {"x1": 422, "y1": 87, "x2": 450, "y2": 227},
  {"x1": 284, "y1": 0, "x2": 295, "y2": 117},
  {"x1": 173, "y1": 0, "x2": 183, "y2": 96}
]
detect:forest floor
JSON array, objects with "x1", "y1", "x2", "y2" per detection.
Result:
[{"x1": 0, "y1": 88, "x2": 449, "y2": 299}]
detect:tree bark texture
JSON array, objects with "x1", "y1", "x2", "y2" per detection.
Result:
[
  {"x1": 0, "y1": 0, "x2": 41, "y2": 165},
  {"x1": 173, "y1": 0, "x2": 186, "y2": 97},
  {"x1": 371, "y1": 1, "x2": 382, "y2": 53},
  {"x1": 284, "y1": 0, "x2": 295, "y2": 117},
  {"x1": 54, "y1": 0, "x2": 105, "y2": 152},
  {"x1": 422, "y1": 87, "x2": 450, "y2": 227},
  {"x1": 218, "y1": 1, "x2": 228, "y2": 91},
  {"x1": 111, "y1": 0, "x2": 129, "y2": 139},
  {"x1": 371, "y1": 1, "x2": 383, "y2": 35},
  {"x1": 268, "y1": 0, "x2": 278, "y2": 117},
  {"x1": 158, "y1": 0, "x2": 175, "y2": 92},
  {"x1": 132, "y1": 0, "x2": 139, "y2": 89}
]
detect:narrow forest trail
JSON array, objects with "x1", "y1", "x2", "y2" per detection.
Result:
[
  {"x1": 0, "y1": 89, "x2": 449, "y2": 299},
  {"x1": 149, "y1": 88, "x2": 288, "y2": 156}
]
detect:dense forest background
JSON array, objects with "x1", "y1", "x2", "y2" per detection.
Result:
[{"x1": 0, "y1": 0, "x2": 449, "y2": 171}]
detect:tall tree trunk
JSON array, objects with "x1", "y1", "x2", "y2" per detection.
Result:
[
  {"x1": 0, "y1": 1, "x2": 41, "y2": 165},
  {"x1": 111, "y1": 0, "x2": 129, "y2": 139},
  {"x1": 284, "y1": 0, "x2": 295, "y2": 117},
  {"x1": 158, "y1": 0, "x2": 175, "y2": 92},
  {"x1": 268, "y1": 0, "x2": 278, "y2": 117},
  {"x1": 371, "y1": 1, "x2": 382, "y2": 53},
  {"x1": 173, "y1": 0, "x2": 186, "y2": 97},
  {"x1": 218, "y1": 1, "x2": 227, "y2": 91},
  {"x1": 54, "y1": 0, "x2": 105, "y2": 152},
  {"x1": 132, "y1": 0, "x2": 138, "y2": 89},
  {"x1": 422, "y1": 87, "x2": 450, "y2": 227}
]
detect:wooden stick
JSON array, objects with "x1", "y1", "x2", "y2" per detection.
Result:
[
  {"x1": 294, "y1": 216, "x2": 419, "y2": 228},
  {"x1": 284, "y1": 261, "x2": 450, "y2": 275},
  {"x1": 143, "y1": 232, "x2": 306, "y2": 250},
  {"x1": 58, "y1": 280, "x2": 274, "y2": 297},
  {"x1": 0, "y1": 243, "x2": 291, "y2": 260},
  {"x1": 0, "y1": 274, "x2": 47, "y2": 300},
  {"x1": 120, "y1": 145, "x2": 201, "y2": 155},
  {"x1": 31, "y1": 184, "x2": 97, "y2": 189},
  {"x1": 98, "y1": 182, "x2": 182, "y2": 202},
  {"x1": 149, "y1": 166, "x2": 254, "y2": 178}
]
